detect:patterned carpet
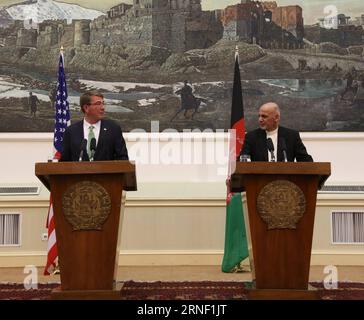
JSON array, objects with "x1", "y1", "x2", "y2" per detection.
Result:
[{"x1": 1, "y1": 281, "x2": 364, "y2": 300}]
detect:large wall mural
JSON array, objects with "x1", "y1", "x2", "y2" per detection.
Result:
[{"x1": 0, "y1": 0, "x2": 363, "y2": 132}]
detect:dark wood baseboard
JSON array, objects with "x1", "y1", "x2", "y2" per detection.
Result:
[
  {"x1": 248, "y1": 288, "x2": 319, "y2": 300},
  {"x1": 51, "y1": 287, "x2": 122, "y2": 300}
]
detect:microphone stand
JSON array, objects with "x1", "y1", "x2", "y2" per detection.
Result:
[
  {"x1": 282, "y1": 150, "x2": 288, "y2": 162},
  {"x1": 270, "y1": 151, "x2": 275, "y2": 162}
]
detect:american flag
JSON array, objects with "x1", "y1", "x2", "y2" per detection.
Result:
[
  {"x1": 44, "y1": 52, "x2": 71, "y2": 275},
  {"x1": 53, "y1": 53, "x2": 71, "y2": 159}
]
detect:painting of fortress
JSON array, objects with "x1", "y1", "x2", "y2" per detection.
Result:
[{"x1": 0, "y1": 0, "x2": 364, "y2": 132}]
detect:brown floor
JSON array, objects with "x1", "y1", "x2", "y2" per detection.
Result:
[{"x1": 1, "y1": 265, "x2": 364, "y2": 283}]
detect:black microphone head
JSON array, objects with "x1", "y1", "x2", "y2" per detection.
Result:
[
  {"x1": 90, "y1": 137, "x2": 97, "y2": 151},
  {"x1": 279, "y1": 137, "x2": 287, "y2": 151},
  {"x1": 80, "y1": 139, "x2": 87, "y2": 149},
  {"x1": 267, "y1": 138, "x2": 274, "y2": 152},
  {"x1": 78, "y1": 139, "x2": 88, "y2": 161}
]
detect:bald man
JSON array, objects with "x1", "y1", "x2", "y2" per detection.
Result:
[{"x1": 239, "y1": 102, "x2": 313, "y2": 162}]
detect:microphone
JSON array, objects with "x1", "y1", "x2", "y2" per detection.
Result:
[
  {"x1": 279, "y1": 138, "x2": 288, "y2": 162},
  {"x1": 90, "y1": 137, "x2": 96, "y2": 161},
  {"x1": 267, "y1": 138, "x2": 275, "y2": 162},
  {"x1": 78, "y1": 139, "x2": 87, "y2": 162}
]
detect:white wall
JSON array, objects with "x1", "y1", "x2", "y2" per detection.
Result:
[
  {"x1": 303, "y1": 132, "x2": 364, "y2": 184},
  {"x1": 1, "y1": 132, "x2": 364, "y2": 267},
  {"x1": 0, "y1": 132, "x2": 363, "y2": 187}
]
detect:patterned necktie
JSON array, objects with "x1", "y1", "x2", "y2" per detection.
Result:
[{"x1": 87, "y1": 125, "x2": 95, "y2": 158}]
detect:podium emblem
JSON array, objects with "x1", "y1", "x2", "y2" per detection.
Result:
[
  {"x1": 257, "y1": 180, "x2": 306, "y2": 229},
  {"x1": 62, "y1": 181, "x2": 111, "y2": 230}
]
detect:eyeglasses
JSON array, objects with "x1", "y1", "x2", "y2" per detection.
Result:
[{"x1": 88, "y1": 101, "x2": 105, "y2": 106}]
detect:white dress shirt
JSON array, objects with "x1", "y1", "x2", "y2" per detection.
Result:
[{"x1": 83, "y1": 119, "x2": 101, "y2": 146}]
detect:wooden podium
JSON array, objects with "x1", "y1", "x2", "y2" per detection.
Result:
[
  {"x1": 231, "y1": 162, "x2": 331, "y2": 299},
  {"x1": 35, "y1": 161, "x2": 137, "y2": 300}
]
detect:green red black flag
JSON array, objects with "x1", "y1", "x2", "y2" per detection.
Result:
[
  {"x1": 230, "y1": 51, "x2": 245, "y2": 162},
  {"x1": 222, "y1": 48, "x2": 249, "y2": 273}
]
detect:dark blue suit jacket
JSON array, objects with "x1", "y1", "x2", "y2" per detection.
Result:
[
  {"x1": 240, "y1": 126, "x2": 313, "y2": 162},
  {"x1": 60, "y1": 119, "x2": 129, "y2": 161}
]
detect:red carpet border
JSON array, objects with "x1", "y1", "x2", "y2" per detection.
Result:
[{"x1": 1, "y1": 281, "x2": 364, "y2": 300}]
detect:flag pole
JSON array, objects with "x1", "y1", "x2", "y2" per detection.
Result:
[
  {"x1": 44, "y1": 46, "x2": 71, "y2": 275},
  {"x1": 221, "y1": 44, "x2": 249, "y2": 273},
  {"x1": 60, "y1": 46, "x2": 64, "y2": 65}
]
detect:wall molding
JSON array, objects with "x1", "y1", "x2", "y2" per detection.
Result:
[
  {"x1": 1, "y1": 194, "x2": 363, "y2": 208},
  {"x1": 1, "y1": 132, "x2": 364, "y2": 143},
  {"x1": 1, "y1": 250, "x2": 364, "y2": 268}
]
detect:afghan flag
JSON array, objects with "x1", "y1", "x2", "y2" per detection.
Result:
[{"x1": 221, "y1": 49, "x2": 249, "y2": 273}]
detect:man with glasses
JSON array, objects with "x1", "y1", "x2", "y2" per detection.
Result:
[
  {"x1": 239, "y1": 102, "x2": 312, "y2": 162},
  {"x1": 60, "y1": 90, "x2": 129, "y2": 161}
]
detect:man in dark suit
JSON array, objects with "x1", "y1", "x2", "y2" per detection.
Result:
[
  {"x1": 61, "y1": 90, "x2": 128, "y2": 161},
  {"x1": 239, "y1": 102, "x2": 313, "y2": 162}
]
